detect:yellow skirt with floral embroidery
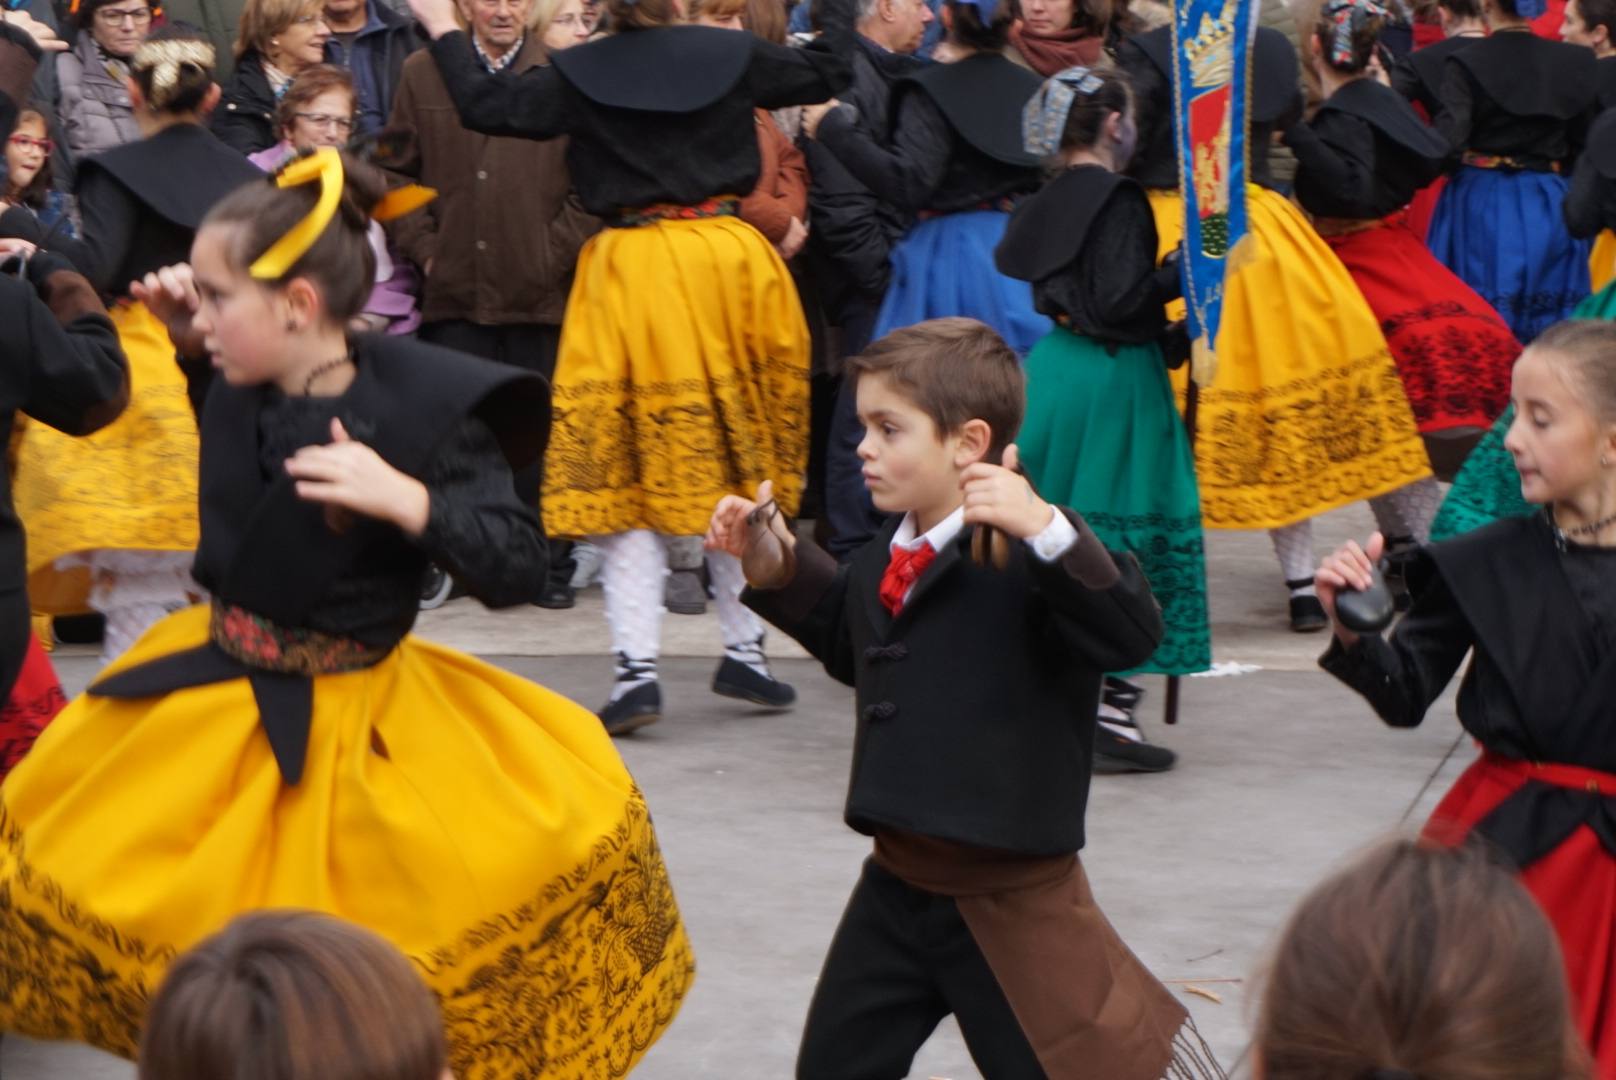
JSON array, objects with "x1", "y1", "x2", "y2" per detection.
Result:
[
  {"x1": 542, "y1": 215, "x2": 810, "y2": 538},
  {"x1": 1147, "y1": 186, "x2": 1431, "y2": 530},
  {"x1": 12, "y1": 301, "x2": 201, "y2": 614},
  {"x1": 0, "y1": 605, "x2": 694, "y2": 1077}
]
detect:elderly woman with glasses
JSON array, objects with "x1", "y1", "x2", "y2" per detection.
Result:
[
  {"x1": 246, "y1": 64, "x2": 419, "y2": 334},
  {"x1": 56, "y1": 0, "x2": 154, "y2": 159},
  {"x1": 212, "y1": 0, "x2": 332, "y2": 153}
]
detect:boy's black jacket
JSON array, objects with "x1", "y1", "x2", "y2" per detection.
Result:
[{"x1": 745, "y1": 509, "x2": 1163, "y2": 856}]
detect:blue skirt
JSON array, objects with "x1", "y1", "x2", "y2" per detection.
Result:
[
  {"x1": 1427, "y1": 166, "x2": 1590, "y2": 344},
  {"x1": 872, "y1": 209, "x2": 1051, "y2": 356}
]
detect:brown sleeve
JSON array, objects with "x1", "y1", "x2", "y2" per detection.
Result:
[
  {"x1": 382, "y1": 63, "x2": 441, "y2": 272},
  {"x1": 37, "y1": 267, "x2": 108, "y2": 326},
  {"x1": 737, "y1": 111, "x2": 794, "y2": 244},
  {"x1": 774, "y1": 122, "x2": 809, "y2": 223}
]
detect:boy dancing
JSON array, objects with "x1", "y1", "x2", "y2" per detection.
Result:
[{"x1": 707, "y1": 318, "x2": 1224, "y2": 1079}]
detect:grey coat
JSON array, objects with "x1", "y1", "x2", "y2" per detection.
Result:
[{"x1": 56, "y1": 35, "x2": 142, "y2": 163}]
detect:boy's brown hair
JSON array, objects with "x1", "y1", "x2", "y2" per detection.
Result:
[
  {"x1": 846, "y1": 317, "x2": 1026, "y2": 462},
  {"x1": 1256, "y1": 837, "x2": 1591, "y2": 1080},
  {"x1": 138, "y1": 910, "x2": 448, "y2": 1080}
]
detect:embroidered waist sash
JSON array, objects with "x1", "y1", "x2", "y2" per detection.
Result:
[
  {"x1": 1461, "y1": 151, "x2": 1561, "y2": 174},
  {"x1": 608, "y1": 195, "x2": 740, "y2": 228}
]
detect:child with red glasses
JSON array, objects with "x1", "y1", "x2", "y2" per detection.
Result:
[{"x1": 2, "y1": 107, "x2": 75, "y2": 238}]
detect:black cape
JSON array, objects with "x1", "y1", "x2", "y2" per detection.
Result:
[
  {"x1": 1316, "y1": 77, "x2": 1448, "y2": 160},
  {"x1": 90, "y1": 336, "x2": 549, "y2": 785},
  {"x1": 995, "y1": 165, "x2": 1126, "y2": 281},
  {"x1": 78, "y1": 123, "x2": 261, "y2": 234},
  {"x1": 896, "y1": 53, "x2": 1043, "y2": 168},
  {"x1": 1429, "y1": 516, "x2": 1616, "y2": 867},
  {"x1": 1448, "y1": 32, "x2": 1597, "y2": 120},
  {"x1": 550, "y1": 25, "x2": 753, "y2": 112}
]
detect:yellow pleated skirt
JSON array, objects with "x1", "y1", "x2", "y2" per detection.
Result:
[
  {"x1": 13, "y1": 302, "x2": 200, "y2": 614},
  {"x1": 542, "y1": 214, "x2": 810, "y2": 538},
  {"x1": 0, "y1": 605, "x2": 694, "y2": 1077},
  {"x1": 1590, "y1": 229, "x2": 1616, "y2": 294},
  {"x1": 1148, "y1": 186, "x2": 1431, "y2": 530}
]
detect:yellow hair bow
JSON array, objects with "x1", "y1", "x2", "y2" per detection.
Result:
[
  {"x1": 249, "y1": 147, "x2": 346, "y2": 280},
  {"x1": 248, "y1": 147, "x2": 438, "y2": 280}
]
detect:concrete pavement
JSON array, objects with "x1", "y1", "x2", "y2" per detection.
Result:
[{"x1": 2, "y1": 506, "x2": 1473, "y2": 1079}]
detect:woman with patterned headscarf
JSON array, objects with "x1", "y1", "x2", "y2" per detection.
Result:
[
  {"x1": 996, "y1": 64, "x2": 1199, "y2": 773},
  {"x1": 1284, "y1": 0, "x2": 1520, "y2": 479}
]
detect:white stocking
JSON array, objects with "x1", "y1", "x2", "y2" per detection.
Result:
[
  {"x1": 1268, "y1": 520, "x2": 1317, "y2": 596},
  {"x1": 599, "y1": 529, "x2": 666, "y2": 700},
  {"x1": 1368, "y1": 477, "x2": 1442, "y2": 546},
  {"x1": 708, "y1": 552, "x2": 769, "y2": 677}
]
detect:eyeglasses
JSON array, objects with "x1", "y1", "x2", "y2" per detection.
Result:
[
  {"x1": 293, "y1": 112, "x2": 353, "y2": 132},
  {"x1": 94, "y1": 5, "x2": 152, "y2": 24},
  {"x1": 291, "y1": 11, "x2": 327, "y2": 25},
  {"x1": 6, "y1": 135, "x2": 53, "y2": 155}
]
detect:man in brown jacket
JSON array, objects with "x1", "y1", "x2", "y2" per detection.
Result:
[{"x1": 386, "y1": 0, "x2": 596, "y2": 607}]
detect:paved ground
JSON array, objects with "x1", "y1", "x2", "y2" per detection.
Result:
[{"x1": 2, "y1": 506, "x2": 1472, "y2": 1080}]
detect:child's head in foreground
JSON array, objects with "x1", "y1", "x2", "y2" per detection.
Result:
[
  {"x1": 1255, "y1": 837, "x2": 1589, "y2": 1080},
  {"x1": 139, "y1": 910, "x2": 451, "y2": 1080},
  {"x1": 847, "y1": 317, "x2": 1025, "y2": 526},
  {"x1": 1502, "y1": 319, "x2": 1616, "y2": 510}
]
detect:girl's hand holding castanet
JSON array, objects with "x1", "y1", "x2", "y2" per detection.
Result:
[{"x1": 1315, "y1": 531, "x2": 1386, "y2": 648}]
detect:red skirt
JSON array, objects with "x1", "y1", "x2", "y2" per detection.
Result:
[
  {"x1": 0, "y1": 634, "x2": 67, "y2": 780},
  {"x1": 1325, "y1": 215, "x2": 1520, "y2": 434},
  {"x1": 1426, "y1": 752, "x2": 1616, "y2": 1075},
  {"x1": 1404, "y1": 177, "x2": 1445, "y2": 244}
]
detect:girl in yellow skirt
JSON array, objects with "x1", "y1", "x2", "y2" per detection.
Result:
[
  {"x1": 406, "y1": 0, "x2": 854, "y2": 733},
  {"x1": 12, "y1": 31, "x2": 261, "y2": 663},
  {"x1": 1118, "y1": 24, "x2": 1437, "y2": 631},
  {"x1": 0, "y1": 148, "x2": 694, "y2": 1078}
]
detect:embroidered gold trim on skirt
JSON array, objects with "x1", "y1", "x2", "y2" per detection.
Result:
[
  {"x1": 1147, "y1": 186, "x2": 1431, "y2": 529},
  {"x1": 13, "y1": 301, "x2": 201, "y2": 614},
  {"x1": 0, "y1": 605, "x2": 694, "y2": 1077},
  {"x1": 542, "y1": 214, "x2": 811, "y2": 538}
]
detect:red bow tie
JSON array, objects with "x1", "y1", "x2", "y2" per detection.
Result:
[{"x1": 879, "y1": 541, "x2": 936, "y2": 615}]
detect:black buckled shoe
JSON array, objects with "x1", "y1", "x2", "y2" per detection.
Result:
[
  {"x1": 1286, "y1": 577, "x2": 1328, "y2": 633},
  {"x1": 1093, "y1": 717, "x2": 1178, "y2": 774},
  {"x1": 599, "y1": 681, "x2": 662, "y2": 736},
  {"x1": 712, "y1": 657, "x2": 796, "y2": 709}
]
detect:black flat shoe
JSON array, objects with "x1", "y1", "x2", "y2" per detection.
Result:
[
  {"x1": 536, "y1": 583, "x2": 577, "y2": 610},
  {"x1": 1289, "y1": 594, "x2": 1328, "y2": 633},
  {"x1": 1093, "y1": 721, "x2": 1178, "y2": 774},
  {"x1": 712, "y1": 657, "x2": 796, "y2": 709},
  {"x1": 599, "y1": 681, "x2": 662, "y2": 736}
]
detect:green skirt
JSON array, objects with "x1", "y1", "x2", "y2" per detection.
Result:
[
  {"x1": 1018, "y1": 328, "x2": 1210, "y2": 675},
  {"x1": 1428, "y1": 279, "x2": 1616, "y2": 541}
]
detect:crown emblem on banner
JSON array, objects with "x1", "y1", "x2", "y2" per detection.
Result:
[{"x1": 1184, "y1": 0, "x2": 1237, "y2": 88}]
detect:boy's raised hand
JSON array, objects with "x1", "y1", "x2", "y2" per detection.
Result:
[
  {"x1": 960, "y1": 445, "x2": 1054, "y2": 541},
  {"x1": 706, "y1": 479, "x2": 796, "y2": 588}
]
